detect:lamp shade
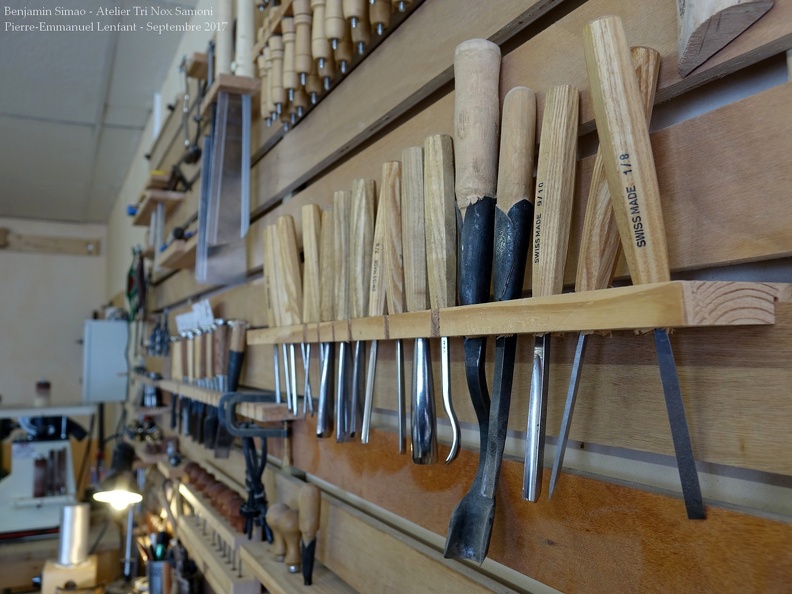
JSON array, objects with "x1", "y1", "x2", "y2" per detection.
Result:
[{"x1": 93, "y1": 442, "x2": 142, "y2": 510}]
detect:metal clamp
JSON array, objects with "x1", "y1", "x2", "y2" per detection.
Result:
[{"x1": 218, "y1": 392, "x2": 290, "y2": 438}]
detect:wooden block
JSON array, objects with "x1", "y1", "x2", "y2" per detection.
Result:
[
  {"x1": 200, "y1": 74, "x2": 261, "y2": 116},
  {"x1": 187, "y1": 51, "x2": 209, "y2": 80},
  {"x1": 132, "y1": 190, "x2": 185, "y2": 226},
  {"x1": 41, "y1": 556, "x2": 97, "y2": 594},
  {"x1": 0, "y1": 232, "x2": 101, "y2": 256}
]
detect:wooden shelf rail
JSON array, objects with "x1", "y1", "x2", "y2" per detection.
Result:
[
  {"x1": 132, "y1": 190, "x2": 185, "y2": 226},
  {"x1": 158, "y1": 234, "x2": 197, "y2": 270},
  {"x1": 248, "y1": 281, "x2": 781, "y2": 345}
]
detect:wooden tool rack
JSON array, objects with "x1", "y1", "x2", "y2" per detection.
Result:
[{"x1": 129, "y1": 0, "x2": 792, "y2": 591}]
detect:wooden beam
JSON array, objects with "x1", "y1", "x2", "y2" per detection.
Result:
[{"x1": 0, "y1": 229, "x2": 101, "y2": 256}]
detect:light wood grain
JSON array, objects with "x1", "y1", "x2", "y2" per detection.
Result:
[
  {"x1": 293, "y1": 0, "x2": 314, "y2": 79},
  {"x1": 333, "y1": 190, "x2": 352, "y2": 321},
  {"x1": 453, "y1": 38, "x2": 501, "y2": 213},
  {"x1": 349, "y1": 178, "x2": 376, "y2": 319},
  {"x1": 311, "y1": 0, "x2": 332, "y2": 65},
  {"x1": 0, "y1": 231, "x2": 101, "y2": 256},
  {"x1": 585, "y1": 16, "x2": 671, "y2": 287},
  {"x1": 423, "y1": 134, "x2": 457, "y2": 310},
  {"x1": 159, "y1": 235, "x2": 197, "y2": 269},
  {"x1": 281, "y1": 17, "x2": 298, "y2": 98},
  {"x1": 496, "y1": 87, "x2": 536, "y2": 211},
  {"x1": 532, "y1": 85, "x2": 578, "y2": 298},
  {"x1": 132, "y1": 190, "x2": 184, "y2": 226},
  {"x1": 401, "y1": 146, "x2": 428, "y2": 313},
  {"x1": 216, "y1": 0, "x2": 234, "y2": 76},
  {"x1": 576, "y1": 47, "x2": 660, "y2": 294},
  {"x1": 264, "y1": 224, "x2": 282, "y2": 328},
  {"x1": 236, "y1": 0, "x2": 256, "y2": 77},
  {"x1": 199, "y1": 74, "x2": 261, "y2": 116},
  {"x1": 276, "y1": 215, "x2": 304, "y2": 326},
  {"x1": 319, "y1": 207, "x2": 335, "y2": 323},
  {"x1": 381, "y1": 162, "x2": 405, "y2": 316},
  {"x1": 677, "y1": 0, "x2": 774, "y2": 76},
  {"x1": 369, "y1": 168, "x2": 390, "y2": 318},
  {"x1": 325, "y1": 0, "x2": 346, "y2": 45},
  {"x1": 269, "y1": 34, "x2": 286, "y2": 112},
  {"x1": 302, "y1": 204, "x2": 323, "y2": 324}
]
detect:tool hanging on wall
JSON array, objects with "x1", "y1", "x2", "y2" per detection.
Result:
[
  {"x1": 333, "y1": 190, "x2": 355, "y2": 441},
  {"x1": 317, "y1": 207, "x2": 336, "y2": 437},
  {"x1": 444, "y1": 38, "x2": 499, "y2": 563},
  {"x1": 584, "y1": 15, "x2": 705, "y2": 519},
  {"x1": 522, "y1": 84, "x2": 579, "y2": 503},
  {"x1": 549, "y1": 46, "x2": 661, "y2": 499},
  {"x1": 302, "y1": 204, "x2": 323, "y2": 417}
]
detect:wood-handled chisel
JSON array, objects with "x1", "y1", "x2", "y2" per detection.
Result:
[
  {"x1": 584, "y1": 15, "x2": 705, "y2": 519},
  {"x1": 276, "y1": 215, "x2": 304, "y2": 416},
  {"x1": 402, "y1": 145, "x2": 435, "y2": 464},
  {"x1": 444, "y1": 38, "x2": 500, "y2": 562},
  {"x1": 333, "y1": 190, "x2": 354, "y2": 441},
  {"x1": 549, "y1": 46, "x2": 661, "y2": 499},
  {"x1": 362, "y1": 162, "x2": 402, "y2": 444},
  {"x1": 522, "y1": 84, "x2": 579, "y2": 503},
  {"x1": 299, "y1": 483, "x2": 321, "y2": 585},
  {"x1": 263, "y1": 224, "x2": 286, "y2": 407},
  {"x1": 424, "y1": 134, "x2": 460, "y2": 464},
  {"x1": 302, "y1": 204, "x2": 323, "y2": 416},
  {"x1": 317, "y1": 207, "x2": 335, "y2": 437},
  {"x1": 350, "y1": 179, "x2": 377, "y2": 439}
]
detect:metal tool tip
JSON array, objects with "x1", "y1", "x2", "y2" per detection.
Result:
[
  {"x1": 358, "y1": 42, "x2": 365, "y2": 55},
  {"x1": 323, "y1": 77, "x2": 330, "y2": 91},
  {"x1": 398, "y1": 1, "x2": 406, "y2": 11},
  {"x1": 276, "y1": 102, "x2": 282, "y2": 114},
  {"x1": 350, "y1": 17, "x2": 358, "y2": 28},
  {"x1": 310, "y1": 92, "x2": 317, "y2": 104},
  {"x1": 340, "y1": 61, "x2": 347, "y2": 74},
  {"x1": 376, "y1": 23, "x2": 384, "y2": 36},
  {"x1": 300, "y1": 72, "x2": 307, "y2": 86},
  {"x1": 297, "y1": 106, "x2": 304, "y2": 117},
  {"x1": 318, "y1": 57, "x2": 325, "y2": 69},
  {"x1": 288, "y1": 88, "x2": 295, "y2": 102},
  {"x1": 331, "y1": 38, "x2": 338, "y2": 50},
  {"x1": 283, "y1": 122, "x2": 290, "y2": 132}
]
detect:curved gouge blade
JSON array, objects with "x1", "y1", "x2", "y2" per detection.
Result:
[
  {"x1": 440, "y1": 336, "x2": 459, "y2": 462},
  {"x1": 361, "y1": 339, "x2": 377, "y2": 443},
  {"x1": 523, "y1": 334, "x2": 550, "y2": 502},
  {"x1": 411, "y1": 337, "x2": 437, "y2": 464},
  {"x1": 317, "y1": 342, "x2": 334, "y2": 437},
  {"x1": 585, "y1": 16, "x2": 703, "y2": 519},
  {"x1": 551, "y1": 46, "x2": 660, "y2": 499}
]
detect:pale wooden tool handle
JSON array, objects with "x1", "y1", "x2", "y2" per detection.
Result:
[
  {"x1": 306, "y1": 66, "x2": 323, "y2": 97},
  {"x1": 265, "y1": 503, "x2": 290, "y2": 558},
  {"x1": 260, "y1": 225, "x2": 274, "y2": 327},
  {"x1": 293, "y1": 0, "x2": 314, "y2": 77},
  {"x1": 532, "y1": 84, "x2": 579, "y2": 299},
  {"x1": 281, "y1": 508, "x2": 302, "y2": 568},
  {"x1": 282, "y1": 17, "x2": 298, "y2": 94},
  {"x1": 263, "y1": 224, "x2": 283, "y2": 328},
  {"x1": 453, "y1": 39, "x2": 501, "y2": 216},
  {"x1": 264, "y1": 47, "x2": 276, "y2": 115},
  {"x1": 216, "y1": 0, "x2": 234, "y2": 75},
  {"x1": 258, "y1": 55, "x2": 269, "y2": 120},
  {"x1": 235, "y1": 0, "x2": 256, "y2": 77},
  {"x1": 326, "y1": 0, "x2": 346, "y2": 42},
  {"x1": 334, "y1": 26, "x2": 354, "y2": 65},
  {"x1": 576, "y1": 46, "x2": 661, "y2": 294},
  {"x1": 319, "y1": 208, "x2": 335, "y2": 323},
  {"x1": 194, "y1": 333, "x2": 206, "y2": 378},
  {"x1": 293, "y1": 87, "x2": 309, "y2": 112},
  {"x1": 424, "y1": 134, "x2": 457, "y2": 310},
  {"x1": 677, "y1": 0, "x2": 773, "y2": 77},
  {"x1": 302, "y1": 205, "x2": 323, "y2": 324},
  {"x1": 369, "y1": 168, "x2": 390, "y2": 318},
  {"x1": 229, "y1": 320, "x2": 248, "y2": 353},
  {"x1": 298, "y1": 483, "x2": 321, "y2": 542},
  {"x1": 333, "y1": 190, "x2": 352, "y2": 321},
  {"x1": 496, "y1": 87, "x2": 537, "y2": 211},
  {"x1": 351, "y1": 12, "x2": 371, "y2": 48},
  {"x1": 350, "y1": 179, "x2": 377, "y2": 319},
  {"x1": 382, "y1": 161, "x2": 406, "y2": 315},
  {"x1": 344, "y1": 0, "x2": 366, "y2": 22},
  {"x1": 401, "y1": 146, "x2": 428, "y2": 313},
  {"x1": 371, "y1": 0, "x2": 391, "y2": 30},
  {"x1": 276, "y1": 215, "x2": 304, "y2": 327},
  {"x1": 269, "y1": 35, "x2": 286, "y2": 107},
  {"x1": 584, "y1": 16, "x2": 671, "y2": 286},
  {"x1": 204, "y1": 329, "x2": 214, "y2": 376},
  {"x1": 311, "y1": 0, "x2": 332, "y2": 62}
]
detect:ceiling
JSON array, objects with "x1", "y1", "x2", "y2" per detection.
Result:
[{"x1": 0, "y1": 0, "x2": 198, "y2": 224}]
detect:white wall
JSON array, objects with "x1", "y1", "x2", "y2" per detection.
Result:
[
  {"x1": 105, "y1": 0, "x2": 216, "y2": 300},
  {"x1": 0, "y1": 217, "x2": 106, "y2": 405}
]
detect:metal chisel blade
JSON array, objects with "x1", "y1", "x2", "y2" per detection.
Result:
[
  {"x1": 549, "y1": 332, "x2": 588, "y2": 499},
  {"x1": 523, "y1": 334, "x2": 550, "y2": 502},
  {"x1": 654, "y1": 328, "x2": 705, "y2": 520}
]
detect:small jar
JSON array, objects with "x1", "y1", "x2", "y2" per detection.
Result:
[{"x1": 34, "y1": 379, "x2": 51, "y2": 407}]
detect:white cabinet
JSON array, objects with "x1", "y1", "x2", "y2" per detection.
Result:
[{"x1": 82, "y1": 320, "x2": 128, "y2": 403}]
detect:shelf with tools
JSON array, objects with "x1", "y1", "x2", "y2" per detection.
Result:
[
  {"x1": 158, "y1": 233, "x2": 198, "y2": 270},
  {"x1": 179, "y1": 482, "x2": 251, "y2": 550},
  {"x1": 131, "y1": 189, "x2": 186, "y2": 226},
  {"x1": 247, "y1": 281, "x2": 782, "y2": 345}
]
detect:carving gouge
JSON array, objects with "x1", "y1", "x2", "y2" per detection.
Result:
[
  {"x1": 383, "y1": 162, "x2": 407, "y2": 453},
  {"x1": 333, "y1": 190, "x2": 355, "y2": 441},
  {"x1": 302, "y1": 204, "x2": 323, "y2": 416},
  {"x1": 584, "y1": 16, "x2": 705, "y2": 519},
  {"x1": 350, "y1": 179, "x2": 377, "y2": 438},
  {"x1": 523, "y1": 84, "x2": 579, "y2": 502},
  {"x1": 423, "y1": 134, "x2": 460, "y2": 464},
  {"x1": 363, "y1": 162, "x2": 402, "y2": 444},
  {"x1": 317, "y1": 207, "x2": 335, "y2": 437},
  {"x1": 263, "y1": 224, "x2": 286, "y2": 407},
  {"x1": 402, "y1": 145, "x2": 435, "y2": 464},
  {"x1": 276, "y1": 215, "x2": 304, "y2": 416},
  {"x1": 444, "y1": 38, "x2": 500, "y2": 563},
  {"x1": 549, "y1": 46, "x2": 661, "y2": 499}
]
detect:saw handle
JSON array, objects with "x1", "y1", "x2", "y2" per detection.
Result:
[
  {"x1": 584, "y1": 16, "x2": 670, "y2": 286},
  {"x1": 576, "y1": 46, "x2": 661, "y2": 294}
]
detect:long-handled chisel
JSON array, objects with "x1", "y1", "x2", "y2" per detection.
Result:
[
  {"x1": 263, "y1": 224, "x2": 286, "y2": 407},
  {"x1": 333, "y1": 190, "x2": 354, "y2": 441},
  {"x1": 444, "y1": 38, "x2": 500, "y2": 562},
  {"x1": 362, "y1": 162, "x2": 402, "y2": 444},
  {"x1": 349, "y1": 179, "x2": 377, "y2": 438},
  {"x1": 584, "y1": 15, "x2": 705, "y2": 519},
  {"x1": 549, "y1": 46, "x2": 661, "y2": 499},
  {"x1": 317, "y1": 207, "x2": 335, "y2": 437},
  {"x1": 423, "y1": 134, "x2": 460, "y2": 464},
  {"x1": 302, "y1": 204, "x2": 323, "y2": 416},
  {"x1": 522, "y1": 84, "x2": 579, "y2": 503},
  {"x1": 402, "y1": 146, "x2": 436, "y2": 464}
]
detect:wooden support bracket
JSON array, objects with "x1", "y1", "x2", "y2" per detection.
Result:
[
  {"x1": 132, "y1": 190, "x2": 185, "y2": 226},
  {"x1": 200, "y1": 74, "x2": 261, "y2": 117},
  {"x1": 159, "y1": 234, "x2": 198, "y2": 270},
  {"x1": 247, "y1": 281, "x2": 781, "y2": 345},
  {"x1": 0, "y1": 227, "x2": 101, "y2": 256}
]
